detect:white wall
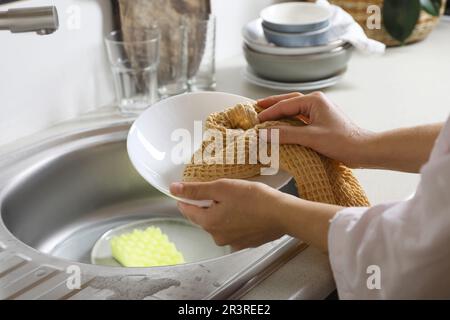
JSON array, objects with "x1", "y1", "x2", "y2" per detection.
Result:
[
  {"x1": 0, "y1": 0, "x2": 114, "y2": 146},
  {"x1": 212, "y1": 0, "x2": 274, "y2": 60},
  {"x1": 0, "y1": 0, "x2": 275, "y2": 146}
]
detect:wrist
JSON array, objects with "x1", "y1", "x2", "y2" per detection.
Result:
[
  {"x1": 348, "y1": 129, "x2": 379, "y2": 169},
  {"x1": 266, "y1": 189, "x2": 294, "y2": 236},
  {"x1": 277, "y1": 193, "x2": 307, "y2": 236},
  {"x1": 277, "y1": 194, "x2": 344, "y2": 252}
]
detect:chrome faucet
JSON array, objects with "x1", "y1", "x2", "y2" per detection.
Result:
[{"x1": 0, "y1": 6, "x2": 59, "y2": 35}]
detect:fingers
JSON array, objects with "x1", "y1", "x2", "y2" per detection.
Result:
[
  {"x1": 256, "y1": 92, "x2": 303, "y2": 109},
  {"x1": 170, "y1": 179, "x2": 232, "y2": 201},
  {"x1": 170, "y1": 181, "x2": 218, "y2": 201},
  {"x1": 177, "y1": 201, "x2": 209, "y2": 226},
  {"x1": 178, "y1": 201, "x2": 238, "y2": 247},
  {"x1": 258, "y1": 95, "x2": 316, "y2": 123},
  {"x1": 296, "y1": 114, "x2": 310, "y2": 124},
  {"x1": 267, "y1": 126, "x2": 316, "y2": 147}
]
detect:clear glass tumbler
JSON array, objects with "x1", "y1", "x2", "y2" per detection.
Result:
[
  {"x1": 105, "y1": 27, "x2": 160, "y2": 114},
  {"x1": 158, "y1": 22, "x2": 188, "y2": 98},
  {"x1": 188, "y1": 15, "x2": 216, "y2": 91}
]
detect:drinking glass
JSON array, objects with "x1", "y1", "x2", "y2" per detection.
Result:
[
  {"x1": 188, "y1": 15, "x2": 216, "y2": 91},
  {"x1": 105, "y1": 27, "x2": 160, "y2": 114},
  {"x1": 158, "y1": 22, "x2": 188, "y2": 98}
]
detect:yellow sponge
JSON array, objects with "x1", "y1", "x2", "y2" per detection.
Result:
[{"x1": 110, "y1": 226, "x2": 185, "y2": 267}]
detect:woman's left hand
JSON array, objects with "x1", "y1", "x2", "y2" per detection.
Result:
[{"x1": 170, "y1": 179, "x2": 289, "y2": 250}]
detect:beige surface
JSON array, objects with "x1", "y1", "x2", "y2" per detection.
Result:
[{"x1": 242, "y1": 246, "x2": 335, "y2": 300}]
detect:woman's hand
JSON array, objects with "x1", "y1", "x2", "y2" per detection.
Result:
[
  {"x1": 171, "y1": 178, "x2": 342, "y2": 252},
  {"x1": 170, "y1": 179, "x2": 289, "y2": 250},
  {"x1": 258, "y1": 92, "x2": 442, "y2": 172},
  {"x1": 257, "y1": 92, "x2": 373, "y2": 168}
]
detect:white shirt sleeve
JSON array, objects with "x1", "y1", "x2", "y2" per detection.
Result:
[{"x1": 328, "y1": 117, "x2": 450, "y2": 299}]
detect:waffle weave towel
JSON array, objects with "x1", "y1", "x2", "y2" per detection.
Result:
[{"x1": 183, "y1": 103, "x2": 370, "y2": 207}]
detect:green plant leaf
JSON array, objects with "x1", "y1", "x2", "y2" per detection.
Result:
[
  {"x1": 420, "y1": 0, "x2": 442, "y2": 16},
  {"x1": 383, "y1": 0, "x2": 421, "y2": 43}
]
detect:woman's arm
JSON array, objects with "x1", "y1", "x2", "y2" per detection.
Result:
[
  {"x1": 172, "y1": 151, "x2": 450, "y2": 298},
  {"x1": 171, "y1": 92, "x2": 443, "y2": 251},
  {"x1": 328, "y1": 143, "x2": 450, "y2": 299},
  {"x1": 257, "y1": 92, "x2": 442, "y2": 173},
  {"x1": 354, "y1": 124, "x2": 442, "y2": 172}
]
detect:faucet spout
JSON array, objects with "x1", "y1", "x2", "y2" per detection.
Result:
[{"x1": 0, "y1": 6, "x2": 59, "y2": 35}]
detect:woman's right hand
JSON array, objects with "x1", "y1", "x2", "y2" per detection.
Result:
[{"x1": 257, "y1": 92, "x2": 373, "y2": 168}]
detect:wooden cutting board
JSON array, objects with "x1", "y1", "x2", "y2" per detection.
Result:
[{"x1": 113, "y1": 0, "x2": 211, "y2": 80}]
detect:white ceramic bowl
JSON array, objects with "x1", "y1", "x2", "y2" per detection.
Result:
[
  {"x1": 263, "y1": 23, "x2": 331, "y2": 48},
  {"x1": 127, "y1": 92, "x2": 292, "y2": 207},
  {"x1": 260, "y1": 2, "x2": 331, "y2": 33},
  {"x1": 243, "y1": 43, "x2": 353, "y2": 82},
  {"x1": 242, "y1": 19, "x2": 345, "y2": 56}
]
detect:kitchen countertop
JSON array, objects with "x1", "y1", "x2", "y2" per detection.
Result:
[
  {"x1": 0, "y1": 19, "x2": 449, "y2": 301},
  {"x1": 217, "y1": 19, "x2": 450, "y2": 300}
]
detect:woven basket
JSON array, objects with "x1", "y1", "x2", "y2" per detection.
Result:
[{"x1": 328, "y1": 0, "x2": 446, "y2": 46}]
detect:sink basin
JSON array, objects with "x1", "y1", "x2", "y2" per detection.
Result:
[
  {"x1": 0, "y1": 117, "x2": 306, "y2": 300},
  {"x1": 1, "y1": 137, "x2": 228, "y2": 264}
]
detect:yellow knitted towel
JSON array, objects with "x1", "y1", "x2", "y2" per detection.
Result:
[{"x1": 183, "y1": 103, "x2": 370, "y2": 207}]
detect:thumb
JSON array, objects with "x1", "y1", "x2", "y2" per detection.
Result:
[
  {"x1": 170, "y1": 181, "x2": 219, "y2": 201},
  {"x1": 266, "y1": 126, "x2": 316, "y2": 147}
]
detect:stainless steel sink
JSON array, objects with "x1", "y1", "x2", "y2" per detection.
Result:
[{"x1": 0, "y1": 114, "x2": 306, "y2": 300}]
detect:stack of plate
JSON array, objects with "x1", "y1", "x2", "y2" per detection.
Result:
[{"x1": 242, "y1": 2, "x2": 352, "y2": 91}]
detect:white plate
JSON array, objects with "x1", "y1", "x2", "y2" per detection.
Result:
[
  {"x1": 243, "y1": 67, "x2": 346, "y2": 91},
  {"x1": 127, "y1": 92, "x2": 292, "y2": 207},
  {"x1": 242, "y1": 19, "x2": 345, "y2": 56}
]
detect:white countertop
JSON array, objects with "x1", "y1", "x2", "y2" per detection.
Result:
[{"x1": 224, "y1": 19, "x2": 450, "y2": 299}]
